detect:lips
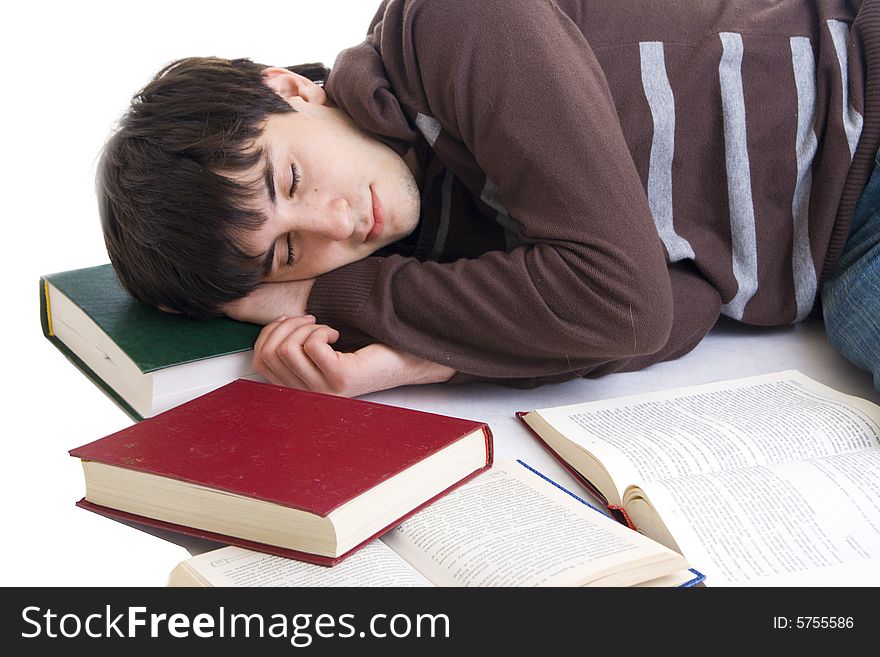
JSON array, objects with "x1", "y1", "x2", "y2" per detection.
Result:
[{"x1": 367, "y1": 186, "x2": 385, "y2": 241}]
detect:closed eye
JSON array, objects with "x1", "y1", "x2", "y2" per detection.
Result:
[
  {"x1": 289, "y1": 163, "x2": 301, "y2": 197},
  {"x1": 286, "y1": 233, "x2": 296, "y2": 267}
]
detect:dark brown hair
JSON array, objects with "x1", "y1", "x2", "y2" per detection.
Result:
[{"x1": 97, "y1": 57, "x2": 330, "y2": 318}]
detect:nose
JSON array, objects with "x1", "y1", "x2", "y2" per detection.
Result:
[{"x1": 296, "y1": 198, "x2": 354, "y2": 241}]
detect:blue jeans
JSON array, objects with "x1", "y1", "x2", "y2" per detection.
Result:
[{"x1": 821, "y1": 148, "x2": 880, "y2": 390}]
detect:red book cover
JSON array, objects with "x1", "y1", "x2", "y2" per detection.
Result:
[{"x1": 69, "y1": 379, "x2": 493, "y2": 565}]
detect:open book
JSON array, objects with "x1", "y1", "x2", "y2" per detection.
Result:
[
  {"x1": 168, "y1": 460, "x2": 703, "y2": 587},
  {"x1": 518, "y1": 370, "x2": 880, "y2": 586}
]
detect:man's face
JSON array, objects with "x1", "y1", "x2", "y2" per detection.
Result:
[{"x1": 238, "y1": 69, "x2": 421, "y2": 282}]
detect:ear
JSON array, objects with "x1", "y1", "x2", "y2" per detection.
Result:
[{"x1": 261, "y1": 67, "x2": 328, "y2": 106}]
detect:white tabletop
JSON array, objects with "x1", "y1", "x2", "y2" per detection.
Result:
[{"x1": 10, "y1": 315, "x2": 877, "y2": 586}]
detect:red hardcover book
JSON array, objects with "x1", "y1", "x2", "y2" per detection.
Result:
[{"x1": 69, "y1": 379, "x2": 493, "y2": 566}]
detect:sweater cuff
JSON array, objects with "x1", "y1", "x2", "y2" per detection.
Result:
[{"x1": 306, "y1": 257, "x2": 383, "y2": 331}]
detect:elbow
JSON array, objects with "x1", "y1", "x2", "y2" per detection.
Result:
[
  {"x1": 598, "y1": 275, "x2": 673, "y2": 359},
  {"x1": 611, "y1": 255, "x2": 674, "y2": 357},
  {"x1": 530, "y1": 250, "x2": 675, "y2": 362},
  {"x1": 623, "y1": 290, "x2": 673, "y2": 357},
  {"x1": 543, "y1": 280, "x2": 673, "y2": 362}
]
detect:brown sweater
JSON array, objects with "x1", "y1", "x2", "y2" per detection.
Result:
[{"x1": 308, "y1": 0, "x2": 880, "y2": 387}]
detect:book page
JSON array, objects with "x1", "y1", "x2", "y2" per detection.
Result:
[
  {"x1": 535, "y1": 371, "x2": 880, "y2": 491},
  {"x1": 630, "y1": 448, "x2": 880, "y2": 585},
  {"x1": 382, "y1": 461, "x2": 686, "y2": 587},
  {"x1": 169, "y1": 541, "x2": 432, "y2": 587}
]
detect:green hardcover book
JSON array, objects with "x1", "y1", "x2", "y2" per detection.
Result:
[{"x1": 40, "y1": 264, "x2": 262, "y2": 421}]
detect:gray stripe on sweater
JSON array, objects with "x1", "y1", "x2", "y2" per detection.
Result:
[
  {"x1": 481, "y1": 177, "x2": 506, "y2": 214},
  {"x1": 639, "y1": 41, "x2": 695, "y2": 263},
  {"x1": 826, "y1": 19, "x2": 864, "y2": 160},
  {"x1": 415, "y1": 113, "x2": 441, "y2": 146},
  {"x1": 481, "y1": 178, "x2": 525, "y2": 249},
  {"x1": 718, "y1": 32, "x2": 758, "y2": 321},
  {"x1": 497, "y1": 212, "x2": 526, "y2": 250},
  {"x1": 790, "y1": 36, "x2": 819, "y2": 322}
]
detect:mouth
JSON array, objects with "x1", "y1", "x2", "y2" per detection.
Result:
[{"x1": 366, "y1": 185, "x2": 385, "y2": 242}]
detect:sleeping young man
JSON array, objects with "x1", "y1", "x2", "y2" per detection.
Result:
[{"x1": 98, "y1": 0, "x2": 880, "y2": 397}]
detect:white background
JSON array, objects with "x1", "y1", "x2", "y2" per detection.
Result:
[
  {"x1": 3, "y1": 0, "x2": 878, "y2": 588},
  {"x1": 2, "y1": 0, "x2": 384, "y2": 586}
]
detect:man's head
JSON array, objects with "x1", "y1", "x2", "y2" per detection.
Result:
[{"x1": 98, "y1": 57, "x2": 421, "y2": 318}]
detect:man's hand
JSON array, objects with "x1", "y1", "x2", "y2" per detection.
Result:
[
  {"x1": 224, "y1": 279, "x2": 316, "y2": 326},
  {"x1": 252, "y1": 315, "x2": 457, "y2": 397}
]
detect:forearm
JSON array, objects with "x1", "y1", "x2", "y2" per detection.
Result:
[
  {"x1": 252, "y1": 315, "x2": 455, "y2": 397},
  {"x1": 364, "y1": 344, "x2": 457, "y2": 389},
  {"x1": 318, "y1": 0, "x2": 674, "y2": 381},
  {"x1": 225, "y1": 279, "x2": 315, "y2": 326},
  {"x1": 307, "y1": 249, "x2": 672, "y2": 382}
]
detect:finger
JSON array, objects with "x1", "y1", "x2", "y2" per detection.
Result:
[
  {"x1": 252, "y1": 318, "x2": 277, "y2": 360},
  {"x1": 302, "y1": 327, "x2": 343, "y2": 380},
  {"x1": 262, "y1": 318, "x2": 327, "y2": 387},
  {"x1": 272, "y1": 324, "x2": 340, "y2": 391},
  {"x1": 253, "y1": 315, "x2": 315, "y2": 383},
  {"x1": 259, "y1": 361, "x2": 308, "y2": 390},
  {"x1": 253, "y1": 313, "x2": 288, "y2": 357},
  {"x1": 254, "y1": 314, "x2": 314, "y2": 357}
]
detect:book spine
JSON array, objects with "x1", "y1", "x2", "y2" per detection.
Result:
[
  {"x1": 608, "y1": 504, "x2": 635, "y2": 530},
  {"x1": 41, "y1": 279, "x2": 55, "y2": 336},
  {"x1": 682, "y1": 569, "x2": 706, "y2": 587},
  {"x1": 39, "y1": 278, "x2": 144, "y2": 423},
  {"x1": 40, "y1": 278, "x2": 54, "y2": 338},
  {"x1": 482, "y1": 425, "x2": 495, "y2": 466}
]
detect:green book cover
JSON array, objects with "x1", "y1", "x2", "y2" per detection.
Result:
[{"x1": 40, "y1": 263, "x2": 262, "y2": 421}]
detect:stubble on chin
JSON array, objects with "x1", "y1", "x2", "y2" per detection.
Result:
[{"x1": 394, "y1": 163, "x2": 422, "y2": 239}]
